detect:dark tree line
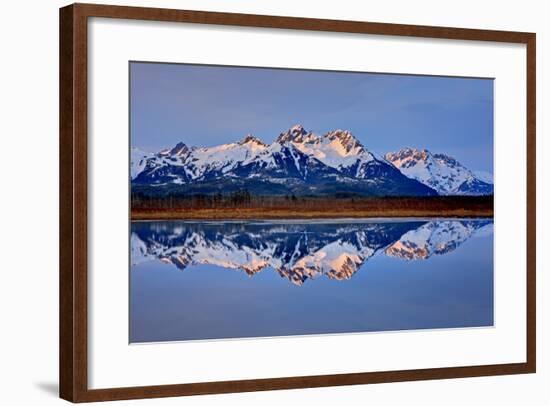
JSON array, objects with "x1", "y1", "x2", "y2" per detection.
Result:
[
  {"x1": 132, "y1": 189, "x2": 254, "y2": 210},
  {"x1": 132, "y1": 190, "x2": 493, "y2": 212}
]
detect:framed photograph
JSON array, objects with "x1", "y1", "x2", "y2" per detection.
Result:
[{"x1": 59, "y1": 3, "x2": 536, "y2": 402}]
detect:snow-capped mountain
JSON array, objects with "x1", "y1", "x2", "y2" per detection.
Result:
[
  {"x1": 133, "y1": 135, "x2": 268, "y2": 184},
  {"x1": 276, "y1": 125, "x2": 374, "y2": 171},
  {"x1": 131, "y1": 219, "x2": 492, "y2": 285},
  {"x1": 132, "y1": 125, "x2": 436, "y2": 197},
  {"x1": 385, "y1": 148, "x2": 493, "y2": 195}
]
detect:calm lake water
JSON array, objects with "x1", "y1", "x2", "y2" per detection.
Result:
[{"x1": 130, "y1": 218, "x2": 493, "y2": 343}]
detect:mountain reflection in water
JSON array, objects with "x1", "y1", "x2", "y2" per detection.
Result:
[
  {"x1": 131, "y1": 219, "x2": 492, "y2": 286},
  {"x1": 130, "y1": 219, "x2": 493, "y2": 342}
]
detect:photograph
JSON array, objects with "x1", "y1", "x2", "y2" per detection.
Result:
[
  {"x1": 129, "y1": 62, "x2": 494, "y2": 343},
  {"x1": 1, "y1": 0, "x2": 541, "y2": 403}
]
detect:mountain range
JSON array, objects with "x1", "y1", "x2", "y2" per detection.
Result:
[
  {"x1": 131, "y1": 125, "x2": 493, "y2": 197},
  {"x1": 131, "y1": 220, "x2": 493, "y2": 286}
]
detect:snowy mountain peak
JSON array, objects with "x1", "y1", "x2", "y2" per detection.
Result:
[
  {"x1": 168, "y1": 142, "x2": 189, "y2": 156},
  {"x1": 324, "y1": 129, "x2": 365, "y2": 154},
  {"x1": 385, "y1": 220, "x2": 491, "y2": 260},
  {"x1": 386, "y1": 147, "x2": 431, "y2": 165},
  {"x1": 385, "y1": 148, "x2": 493, "y2": 195},
  {"x1": 285, "y1": 128, "x2": 376, "y2": 173},
  {"x1": 276, "y1": 124, "x2": 317, "y2": 144},
  {"x1": 239, "y1": 134, "x2": 266, "y2": 146}
]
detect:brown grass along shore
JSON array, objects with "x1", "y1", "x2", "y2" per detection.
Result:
[{"x1": 131, "y1": 196, "x2": 493, "y2": 221}]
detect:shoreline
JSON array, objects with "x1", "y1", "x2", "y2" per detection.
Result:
[{"x1": 131, "y1": 208, "x2": 494, "y2": 221}]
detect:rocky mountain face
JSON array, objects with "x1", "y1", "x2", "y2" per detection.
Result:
[
  {"x1": 385, "y1": 147, "x2": 493, "y2": 195},
  {"x1": 131, "y1": 220, "x2": 492, "y2": 286}
]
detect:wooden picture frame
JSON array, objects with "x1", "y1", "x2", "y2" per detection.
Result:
[{"x1": 60, "y1": 3, "x2": 536, "y2": 402}]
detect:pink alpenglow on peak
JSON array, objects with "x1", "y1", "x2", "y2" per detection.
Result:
[{"x1": 385, "y1": 147, "x2": 493, "y2": 195}]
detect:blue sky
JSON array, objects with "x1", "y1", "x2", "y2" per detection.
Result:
[{"x1": 130, "y1": 62, "x2": 494, "y2": 173}]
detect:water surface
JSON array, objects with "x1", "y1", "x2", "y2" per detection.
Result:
[{"x1": 130, "y1": 218, "x2": 493, "y2": 343}]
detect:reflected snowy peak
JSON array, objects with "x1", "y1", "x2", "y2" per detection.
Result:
[{"x1": 385, "y1": 220, "x2": 492, "y2": 260}]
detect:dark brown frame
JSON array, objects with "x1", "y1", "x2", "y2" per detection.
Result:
[{"x1": 60, "y1": 3, "x2": 536, "y2": 402}]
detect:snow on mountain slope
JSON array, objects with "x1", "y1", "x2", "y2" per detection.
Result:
[
  {"x1": 267, "y1": 126, "x2": 435, "y2": 194},
  {"x1": 132, "y1": 126, "x2": 386, "y2": 188},
  {"x1": 184, "y1": 135, "x2": 268, "y2": 180},
  {"x1": 130, "y1": 147, "x2": 154, "y2": 180},
  {"x1": 131, "y1": 126, "x2": 493, "y2": 196},
  {"x1": 277, "y1": 125, "x2": 376, "y2": 172},
  {"x1": 133, "y1": 135, "x2": 268, "y2": 184},
  {"x1": 385, "y1": 148, "x2": 493, "y2": 195},
  {"x1": 234, "y1": 140, "x2": 343, "y2": 182},
  {"x1": 134, "y1": 125, "x2": 378, "y2": 180}
]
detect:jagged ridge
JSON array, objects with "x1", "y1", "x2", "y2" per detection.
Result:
[
  {"x1": 132, "y1": 125, "x2": 438, "y2": 197},
  {"x1": 385, "y1": 147, "x2": 493, "y2": 195}
]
